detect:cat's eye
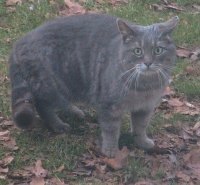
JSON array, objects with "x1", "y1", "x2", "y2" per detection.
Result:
[
  {"x1": 133, "y1": 48, "x2": 143, "y2": 57},
  {"x1": 154, "y1": 47, "x2": 164, "y2": 55}
]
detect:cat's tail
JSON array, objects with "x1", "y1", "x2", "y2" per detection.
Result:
[{"x1": 9, "y1": 49, "x2": 35, "y2": 129}]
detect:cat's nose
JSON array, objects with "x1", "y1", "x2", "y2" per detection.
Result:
[{"x1": 144, "y1": 63, "x2": 152, "y2": 68}]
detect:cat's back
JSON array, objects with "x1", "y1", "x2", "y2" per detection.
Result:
[{"x1": 15, "y1": 14, "x2": 118, "y2": 48}]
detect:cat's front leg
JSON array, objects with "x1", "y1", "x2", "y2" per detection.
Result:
[
  {"x1": 98, "y1": 108, "x2": 122, "y2": 158},
  {"x1": 131, "y1": 110, "x2": 154, "y2": 150}
]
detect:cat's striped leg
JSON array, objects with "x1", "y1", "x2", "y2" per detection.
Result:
[
  {"x1": 98, "y1": 107, "x2": 122, "y2": 158},
  {"x1": 131, "y1": 110, "x2": 155, "y2": 150}
]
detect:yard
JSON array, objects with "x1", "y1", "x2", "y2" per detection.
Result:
[{"x1": 0, "y1": 0, "x2": 200, "y2": 184}]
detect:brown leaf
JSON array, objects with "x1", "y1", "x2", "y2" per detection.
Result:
[
  {"x1": 176, "y1": 171, "x2": 190, "y2": 182},
  {"x1": 54, "y1": 164, "x2": 65, "y2": 173},
  {"x1": 6, "y1": 0, "x2": 22, "y2": 6},
  {"x1": 0, "y1": 175, "x2": 6, "y2": 179},
  {"x1": 32, "y1": 160, "x2": 48, "y2": 178},
  {"x1": 109, "y1": 0, "x2": 128, "y2": 6},
  {"x1": 190, "y1": 48, "x2": 200, "y2": 61},
  {"x1": 0, "y1": 167, "x2": 8, "y2": 173},
  {"x1": 163, "y1": 86, "x2": 175, "y2": 96},
  {"x1": 0, "y1": 155, "x2": 14, "y2": 167},
  {"x1": 62, "y1": 0, "x2": 86, "y2": 16},
  {"x1": 103, "y1": 146, "x2": 129, "y2": 170},
  {"x1": 192, "y1": 122, "x2": 200, "y2": 131},
  {"x1": 176, "y1": 47, "x2": 191, "y2": 58},
  {"x1": 30, "y1": 177, "x2": 45, "y2": 185},
  {"x1": 3, "y1": 137, "x2": 18, "y2": 151},
  {"x1": 185, "y1": 66, "x2": 195, "y2": 74},
  {"x1": 0, "y1": 130, "x2": 10, "y2": 137},
  {"x1": 165, "y1": 3, "x2": 184, "y2": 11},
  {"x1": 175, "y1": 106, "x2": 200, "y2": 116},
  {"x1": 168, "y1": 98, "x2": 184, "y2": 107},
  {"x1": 8, "y1": 169, "x2": 32, "y2": 179},
  {"x1": 193, "y1": 4, "x2": 200, "y2": 11}
]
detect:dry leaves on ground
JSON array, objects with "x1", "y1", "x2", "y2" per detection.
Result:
[
  {"x1": 103, "y1": 146, "x2": 129, "y2": 170},
  {"x1": 160, "y1": 96, "x2": 200, "y2": 116},
  {"x1": 108, "y1": 0, "x2": 128, "y2": 6},
  {"x1": 6, "y1": 0, "x2": 22, "y2": 6},
  {"x1": 60, "y1": 0, "x2": 86, "y2": 16},
  {"x1": 30, "y1": 160, "x2": 48, "y2": 185},
  {"x1": 151, "y1": 1, "x2": 184, "y2": 12},
  {"x1": 176, "y1": 47, "x2": 200, "y2": 61}
]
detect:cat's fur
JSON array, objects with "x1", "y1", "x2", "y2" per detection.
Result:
[{"x1": 9, "y1": 14, "x2": 179, "y2": 157}]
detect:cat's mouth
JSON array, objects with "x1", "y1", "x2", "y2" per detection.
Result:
[{"x1": 120, "y1": 64, "x2": 170, "y2": 94}]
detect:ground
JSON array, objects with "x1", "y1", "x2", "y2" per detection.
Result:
[{"x1": 0, "y1": 0, "x2": 200, "y2": 184}]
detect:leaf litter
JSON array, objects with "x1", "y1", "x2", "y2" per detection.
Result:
[{"x1": 2, "y1": 0, "x2": 200, "y2": 184}]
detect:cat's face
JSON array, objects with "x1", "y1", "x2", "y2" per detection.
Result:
[{"x1": 117, "y1": 17, "x2": 179, "y2": 92}]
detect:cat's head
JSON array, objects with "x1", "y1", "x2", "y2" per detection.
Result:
[{"x1": 117, "y1": 17, "x2": 179, "y2": 93}]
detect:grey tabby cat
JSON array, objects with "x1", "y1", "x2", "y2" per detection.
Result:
[{"x1": 9, "y1": 14, "x2": 179, "y2": 157}]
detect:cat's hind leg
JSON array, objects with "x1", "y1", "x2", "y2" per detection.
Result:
[
  {"x1": 35, "y1": 102, "x2": 70, "y2": 133},
  {"x1": 131, "y1": 110, "x2": 155, "y2": 150}
]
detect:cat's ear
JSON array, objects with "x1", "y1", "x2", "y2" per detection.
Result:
[
  {"x1": 117, "y1": 19, "x2": 136, "y2": 43},
  {"x1": 158, "y1": 16, "x2": 179, "y2": 36}
]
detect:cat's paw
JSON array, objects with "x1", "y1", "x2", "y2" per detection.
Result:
[
  {"x1": 134, "y1": 136, "x2": 154, "y2": 150},
  {"x1": 70, "y1": 105, "x2": 85, "y2": 119},
  {"x1": 50, "y1": 122, "x2": 71, "y2": 133},
  {"x1": 101, "y1": 145, "x2": 118, "y2": 158}
]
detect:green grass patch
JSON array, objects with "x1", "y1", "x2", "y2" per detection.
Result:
[
  {"x1": 11, "y1": 129, "x2": 86, "y2": 172},
  {"x1": 125, "y1": 156, "x2": 150, "y2": 183},
  {"x1": 0, "y1": 0, "x2": 199, "y2": 184}
]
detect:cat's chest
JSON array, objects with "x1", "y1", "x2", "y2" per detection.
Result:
[{"x1": 121, "y1": 89, "x2": 163, "y2": 112}]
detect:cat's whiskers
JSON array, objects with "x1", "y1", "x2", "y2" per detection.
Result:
[
  {"x1": 119, "y1": 66, "x2": 138, "y2": 79},
  {"x1": 156, "y1": 70, "x2": 163, "y2": 88},
  {"x1": 155, "y1": 67, "x2": 169, "y2": 82},
  {"x1": 135, "y1": 70, "x2": 141, "y2": 91},
  {"x1": 127, "y1": 70, "x2": 139, "y2": 92},
  {"x1": 120, "y1": 69, "x2": 138, "y2": 96}
]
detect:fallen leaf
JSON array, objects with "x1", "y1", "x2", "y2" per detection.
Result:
[
  {"x1": 6, "y1": 0, "x2": 22, "y2": 6},
  {"x1": 0, "y1": 167, "x2": 8, "y2": 173},
  {"x1": 54, "y1": 164, "x2": 65, "y2": 173},
  {"x1": 190, "y1": 48, "x2": 200, "y2": 61},
  {"x1": 175, "y1": 106, "x2": 199, "y2": 116},
  {"x1": 8, "y1": 169, "x2": 32, "y2": 179},
  {"x1": 0, "y1": 130, "x2": 10, "y2": 138},
  {"x1": 0, "y1": 155, "x2": 14, "y2": 167},
  {"x1": 185, "y1": 102, "x2": 195, "y2": 108},
  {"x1": 176, "y1": 171, "x2": 190, "y2": 182},
  {"x1": 103, "y1": 146, "x2": 129, "y2": 170},
  {"x1": 163, "y1": 86, "x2": 175, "y2": 96},
  {"x1": 168, "y1": 98, "x2": 184, "y2": 107},
  {"x1": 30, "y1": 177, "x2": 45, "y2": 185},
  {"x1": 176, "y1": 47, "x2": 191, "y2": 58},
  {"x1": 193, "y1": 4, "x2": 200, "y2": 11},
  {"x1": 185, "y1": 66, "x2": 195, "y2": 74},
  {"x1": 0, "y1": 175, "x2": 6, "y2": 179},
  {"x1": 3, "y1": 137, "x2": 18, "y2": 151},
  {"x1": 32, "y1": 160, "x2": 48, "y2": 178},
  {"x1": 109, "y1": 0, "x2": 128, "y2": 6},
  {"x1": 62, "y1": 0, "x2": 86, "y2": 15},
  {"x1": 192, "y1": 122, "x2": 200, "y2": 131},
  {"x1": 165, "y1": 3, "x2": 184, "y2": 11}
]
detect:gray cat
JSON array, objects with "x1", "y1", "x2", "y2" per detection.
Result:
[{"x1": 9, "y1": 14, "x2": 179, "y2": 157}]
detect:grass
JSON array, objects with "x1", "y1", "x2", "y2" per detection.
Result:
[{"x1": 0, "y1": 0, "x2": 199, "y2": 184}]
